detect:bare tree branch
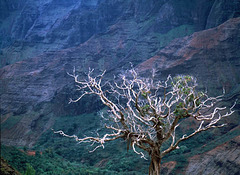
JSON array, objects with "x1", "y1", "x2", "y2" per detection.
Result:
[{"x1": 55, "y1": 68, "x2": 236, "y2": 175}]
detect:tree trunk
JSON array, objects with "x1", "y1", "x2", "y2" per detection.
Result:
[{"x1": 149, "y1": 148, "x2": 161, "y2": 175}]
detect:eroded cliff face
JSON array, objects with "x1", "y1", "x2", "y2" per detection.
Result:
[
  {"x1": 206, "y1": 0, "x2": 240, "y2": 29},
  {"x1": 137, "y1": 17, "x2": 240, "y2": 96},
  {"x1": 1, "y1": 16, "x2": 239, "y2": 147},
  {"x1": 186, "y1": 134, "x2": 240, "y2": 175},
  {"x1": 160, "y1": 131, "x2": 240, "y2": 175},
  {"x1": 0, "y1": 0, "x2": 116, "y2": 66},
  {"x1": 1, "y1": 0, "x2": 240, "y2": 67}
]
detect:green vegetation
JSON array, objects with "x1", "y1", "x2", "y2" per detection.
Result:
[
  {"x1": 153, "y1": 25, "x2": 194, "y2": 49},
  {"x1": 1, "y1": 114, "x2": 239, "y2": 175},
  {"x1": 161, "y1": 126, "x2": 240, "y2": 174},
  {"x1": 33, "y1": 113, "x2": 147, "y2": 174},
  {"x1": 1, "y1": 91, "x2": 238, "y2": 174},
  {"x1": 28, "y1": 74, "x2": 238, "y2": 174},
  {"x1": 1, "y1": 157, "x2": 21, "y2": 175},
  {"x1": 1, "y1": 115, "x2": 23, "y2": 131},
  {"x1": 1, "y1": 112, "x2": 147, "y2": 174},
  {"x1": 24, "y1": 164, "x2": 36, "y2": 175},
  {"x1": 1, "y1": 144, "x2": 120, "y2": 175}
]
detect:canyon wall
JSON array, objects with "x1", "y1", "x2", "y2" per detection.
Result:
[{"x1": 0, "y1": 1, "x2": 239, "y2": 174}]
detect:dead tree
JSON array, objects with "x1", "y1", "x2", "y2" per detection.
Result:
[{"x1": 54, "y1": 68, "x2": 235, "y2": 175}]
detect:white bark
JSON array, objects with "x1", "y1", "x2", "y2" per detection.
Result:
[{"x1": 54, "y1": 68, "x2": 236, "y2": 174}]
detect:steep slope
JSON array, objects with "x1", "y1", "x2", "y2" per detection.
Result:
[
  {"x1": 161, "y1": 128, "x2": 240, "y2": 175},
  {"x1": 1, "y1": 158, "x2": 21, "y2": 175},
  {"x1": 137, "y1": 17, "x2": 240, "y2": 96},
  {"x1": 186, "y1": 134, "x2": 240, "y2": 175},
  {"x1": 0, "y1": 0, "x2": 128, "y2": 66},
  {"x1": 206, "y1": 0, "x2": 240, "y2": 29},
  {"x1": 137, "y1": 17, "x2": 240, "y2": 173},
  {"x1": 1, "y1": 0, "x2": 240, "y2": 67},
  {"x1": 1, "y1": 16, "x2": 239, "y2": 147}
]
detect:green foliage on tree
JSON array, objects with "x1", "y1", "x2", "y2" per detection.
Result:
[{"x1": 24, "y1": 164, "x2": 36, "y2": 175}]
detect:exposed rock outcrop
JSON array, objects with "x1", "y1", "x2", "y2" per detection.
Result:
[{"x1": 186, "y1": 134, "x2": 240, "y2": 175}]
